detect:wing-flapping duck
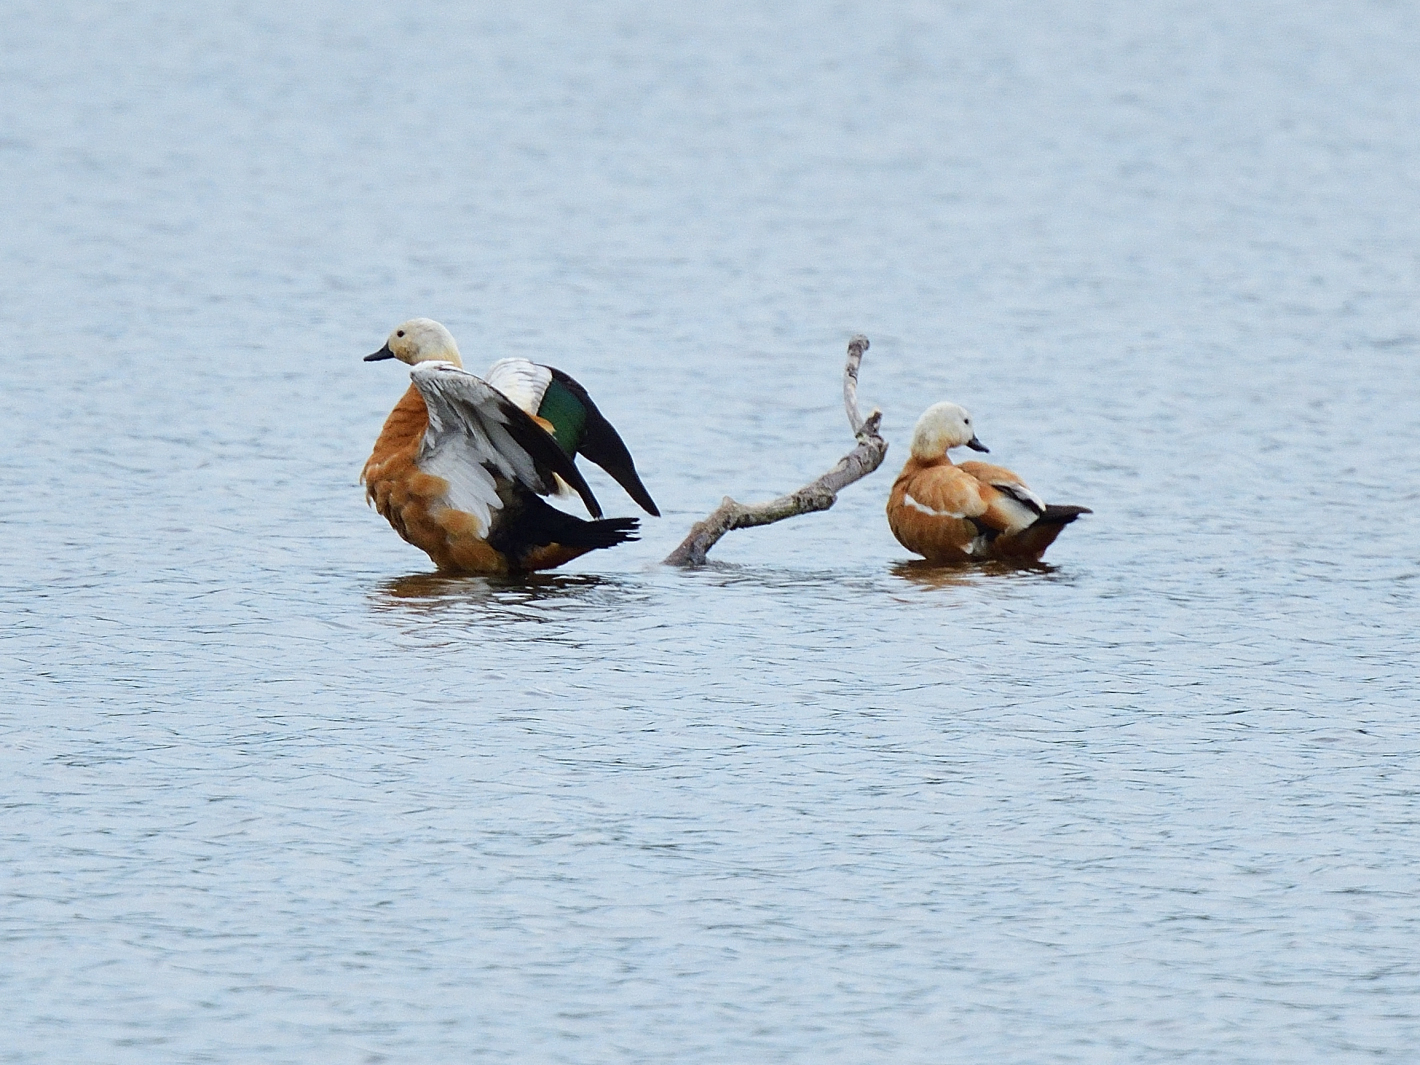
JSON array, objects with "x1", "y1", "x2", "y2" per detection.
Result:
[
  {"x1": 361, "y1": 318, "x2": 655, "y2": 574},
  {"x1": 887, "y1": 401, "x2": 1089, "y2": 564}
]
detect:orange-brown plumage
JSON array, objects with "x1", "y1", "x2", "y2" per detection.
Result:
[
  {"x1": 361, "y1": 385, "x2": 514, "y2": 574},
  {"x1": 887, "y1": 456, "x2": 990, "y2": 564},
  {"x1": 886, "y1": 401, "x2": 1089, "y2": 565}
]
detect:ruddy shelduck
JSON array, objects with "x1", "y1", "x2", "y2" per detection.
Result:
[
  {"x1": 361, "y1": 319, "x2": 658, "y2": 574},
  {"x1": 887, "y1": 401, "x2": 1090, "y2": 564}
]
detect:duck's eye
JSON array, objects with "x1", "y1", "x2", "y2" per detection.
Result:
[{"x1": 396, "y1": 330, "x2": 405, "y2": 337}]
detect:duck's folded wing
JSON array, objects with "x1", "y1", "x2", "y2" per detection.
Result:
[
  {"x1": 410, "y1": 362, "x2": 602, "y2": 518},
  {"x1": 957, "y1": 459, "x2": 1045, "y2": 534},
  {"x1": 900, "y1": 466, "x2": 989, "y2": 521}
]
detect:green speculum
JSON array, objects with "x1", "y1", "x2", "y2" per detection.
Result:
[{"x1": 537, "y1": 379, "x2": 588, "y2": 456}]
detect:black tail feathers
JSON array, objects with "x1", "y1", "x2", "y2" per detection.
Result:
[
  {"x1": 569, "y1": 515, "x2": 640, "y2": 549},
  {"x1": 490, "y1": 494, "x2": 639, "y2": 560},
  {"x1": 1038, "y1": 504, "x2": 1092, "y2": 526}
]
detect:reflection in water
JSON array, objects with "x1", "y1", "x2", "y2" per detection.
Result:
[
  {"x1": 378, "y1": 571, "x2": 498, "y2": 600},
  {"x1": 370, "y1": 569, "x2": 648, "y2": 628},
  {"x1": 378, "y1": 570, "x2": 614, "y2": 602},
  {"x1": 888, "y1": 558, "x2": 1060, "y2": 589}
]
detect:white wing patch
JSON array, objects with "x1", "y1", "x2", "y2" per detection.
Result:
[
  {"x1": 420, "y1": 441, "x2": 501, "y2": 537},
  {"x1": 903, "y1": 492, "x2": 967, "y2": 520},
  {"x1": 484, "y1": 358, "x2": 552, "y2": 415},
  {"x1": 409, "y1": 362, "x2": 562, "y2": 534},
  {"x1": 993, "y1": 480, "x2": 1046, "y2": 514},
  {"x1": 987, "y1": 480, "x2": 1046, "y2": 535}
]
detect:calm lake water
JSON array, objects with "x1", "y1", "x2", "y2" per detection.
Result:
[{"x1": 4, "y1": 1, "x2": 1420, "y2": 1061}]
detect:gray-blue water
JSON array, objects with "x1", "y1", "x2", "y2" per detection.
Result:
[{"x1": 4, "y1": 1, "x2": 1419, "y2": 1061}]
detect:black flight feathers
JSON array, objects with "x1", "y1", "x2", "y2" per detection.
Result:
[
  {"x1": 546, "y1": 368, "x2": 660, "y2": 517},
  {"x1": 413, "y1": 363, "x2": 607, "y2": 519},
  {"x1": 497, "y1": 386, "x2": 602, "y2": 519},
  {"x1": 482, "y1": 383, "x2": 606, "y2": 519}
]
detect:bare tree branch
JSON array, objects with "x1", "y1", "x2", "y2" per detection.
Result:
[{"x1": 663, "y1": 334, "x2": 888, "y2": 567}]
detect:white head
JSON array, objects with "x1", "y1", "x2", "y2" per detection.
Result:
[
  {"x1": 364, "y1": 318, "x2": 463, "y2": 367},
  {"x1": 910, "y1": 401, "x2": 989, "y2": 460}
]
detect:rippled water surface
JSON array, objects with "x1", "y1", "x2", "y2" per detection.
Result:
[{"x1": 4, "y1": 1, "x2": 1420, "y2": 1061}]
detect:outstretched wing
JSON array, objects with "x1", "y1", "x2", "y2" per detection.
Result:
[
  {"x1": 545, "y1": 368, "x2": 660, "y2": 516},
  {"x1": 484, "y1": 358, "x2": 553, "y2": 417},
  {"x1": 410, "y1": 362, "x2": 603, "y2": 533},
  {"x1": 482, "y1": 358, "x2": 660, "y2": 517}
]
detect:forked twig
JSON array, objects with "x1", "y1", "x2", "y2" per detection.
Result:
[{"x1": 663, "y1": 334, "x2": 888, "y2": 566}]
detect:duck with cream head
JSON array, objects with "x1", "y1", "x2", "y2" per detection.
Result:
[
  {"x1": 886, "y1": 401, "x2": 1090, "y2": 564},
  {"x1": 361, "y1": 318, "x2": 657, "y2": 574}
]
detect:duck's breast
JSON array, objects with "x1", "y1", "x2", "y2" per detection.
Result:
[
  {"x1": 887, "y1": 463, "x2": 988, "y2": 561},
  {"x1": 363, "y1": 385, "x2": 510, "y2": 573}
]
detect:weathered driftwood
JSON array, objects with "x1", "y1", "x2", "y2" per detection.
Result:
[{"x1": 664, "y1": 334, "x2": 888, "y2": 566}]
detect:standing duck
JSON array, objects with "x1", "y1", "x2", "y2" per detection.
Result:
[
  {"x1": 361, "y1": 318, "x2": 657, "y2": 574},
  {"x1": 887, "y1": 401, "x2": 1089, "y2": 564}
]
